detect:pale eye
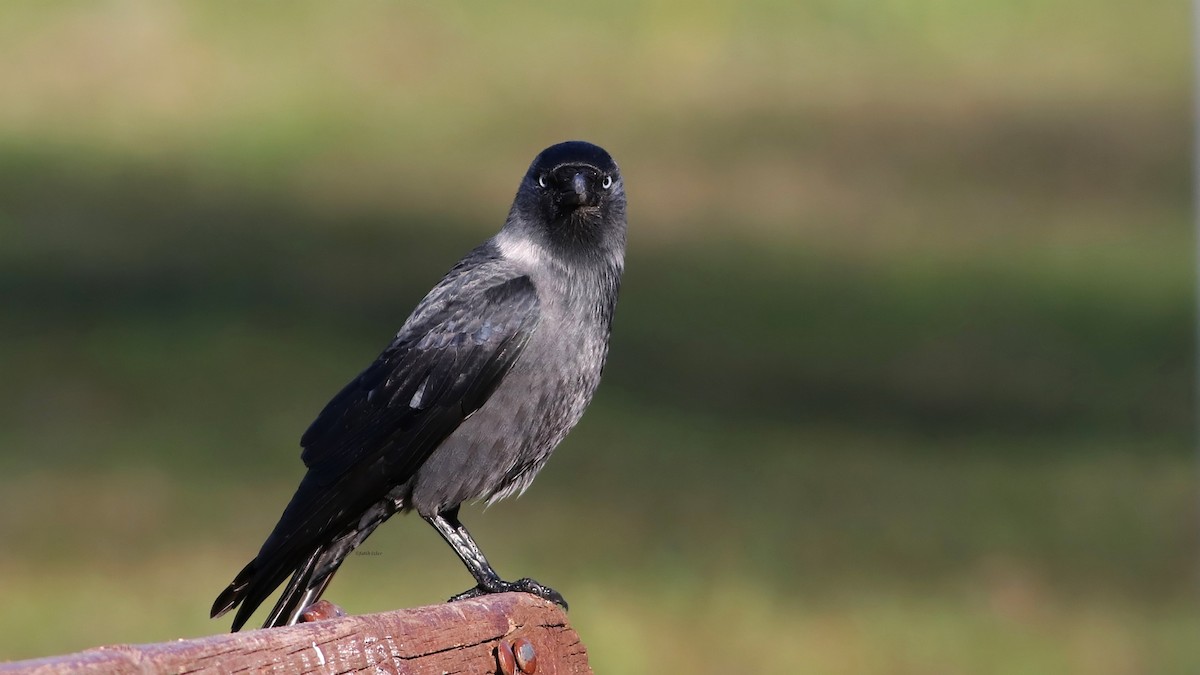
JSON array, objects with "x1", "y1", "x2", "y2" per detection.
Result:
[
  {"x1": 538, "y1": 175, "x2": 547, "y2": 188},
  {"x1": 602, "y1": 175, "x2": 613, "y2": 189}
]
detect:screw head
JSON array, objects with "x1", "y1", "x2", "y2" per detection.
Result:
[
  {"x1": 496, "y1": 640, "x2": 517, "y2": 675},
  {"x1": 513, "y1": 637, "x2": 538, "y2": 674},
  {"x1": 299, "y1": 600, "x2": 347, "y2": 623}
]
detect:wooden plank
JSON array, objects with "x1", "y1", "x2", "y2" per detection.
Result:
[{"x1": 0, "y1": 593, "x2": 589, "y2": 674}]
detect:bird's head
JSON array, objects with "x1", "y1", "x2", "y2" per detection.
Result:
[
  {"x1": 507, "y1": 141, "x2": 626, "y2": 260},
  {"x1": 525, "y1": 141, "x2": 621, "y2": 215}
]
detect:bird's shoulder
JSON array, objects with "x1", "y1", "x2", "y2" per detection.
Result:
[{"x1": 395, "y1": 241, "x2": 537, "y2": 340}]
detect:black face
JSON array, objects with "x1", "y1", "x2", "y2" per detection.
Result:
[{"x1": 523, "y1": 141, "x2": 621, "y2": 223}]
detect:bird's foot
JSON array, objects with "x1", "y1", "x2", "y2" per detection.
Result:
[
  {"x1": 450, "y1": 577, "x2": 568, "y2": 610},
  {"x1": 299, "y1": 599, "x2": 347, "y2": 623}
]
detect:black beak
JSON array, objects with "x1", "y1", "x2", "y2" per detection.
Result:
[{"x1": 565, "y1": 172, "x2": 589, "y2": 206}]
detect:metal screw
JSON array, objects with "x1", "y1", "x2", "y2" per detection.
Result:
[
  {"x1": 496, "y1": 640, "x2": 517, "y2": 675},
  {"x1": 299, "y1": 600, "x2": 347, "y2": 623},
  {"x1": 513, "y1": 637, "x2": 537, "y2": 674}
]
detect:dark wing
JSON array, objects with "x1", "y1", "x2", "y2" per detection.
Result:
[
  {"x1": 212, "y1": 272, "x2": 540, "y2": 628},
  {"x1": 299, "y1": 273, "x2": 540, "y2": 480}
]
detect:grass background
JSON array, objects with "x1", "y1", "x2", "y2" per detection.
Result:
[{"x1": 0, "y1": 1, "x2": 1194, "y2": 672}]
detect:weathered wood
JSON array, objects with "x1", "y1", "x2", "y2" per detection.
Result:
[{"x1": 0, "y1": 593, "x2": 590, "y2": 675}]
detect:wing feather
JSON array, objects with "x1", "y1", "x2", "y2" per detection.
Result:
[{"x1": 299, "y1": 274, "x2": 539, "y2": 480}]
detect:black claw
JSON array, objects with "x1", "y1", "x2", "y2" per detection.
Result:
[
  {"x1": 513, "y1": 577, "x2": 568, "y2": 609},
  {"x1": 449, "y1": 585, "x2": 488, "y2": 602},
  {"x1": 448, "y1": 578, "x2": 568, "y2": 610}
]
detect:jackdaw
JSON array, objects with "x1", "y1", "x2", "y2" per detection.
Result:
[{"x1": 211, "y1": 141, "x2": 626, "y2": 631}]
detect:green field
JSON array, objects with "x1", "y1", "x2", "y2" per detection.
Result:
[{"x1": 0, "y1": 2, "x2": 1194, "y2": 673}]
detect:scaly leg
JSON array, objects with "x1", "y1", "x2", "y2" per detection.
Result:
[{"x1": 424, "y1": 506, "x2": 567, "y2": 609}]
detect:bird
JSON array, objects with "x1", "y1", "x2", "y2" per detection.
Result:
[{"x1": 210, "y1": 141, "x2": 626, "y2": 631}]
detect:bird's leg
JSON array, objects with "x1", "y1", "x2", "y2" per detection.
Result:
[{"x1": 424, "y1": 507, "x2": 567, "y2": 609}]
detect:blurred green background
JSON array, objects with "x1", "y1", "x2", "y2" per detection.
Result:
[{"x1": 0, "y1": 1, "x2": 1194, "y2": 673}]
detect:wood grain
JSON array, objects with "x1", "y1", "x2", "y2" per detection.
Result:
[{"x1": 0, "y1": 593, "x2": 589, "y2": 675}]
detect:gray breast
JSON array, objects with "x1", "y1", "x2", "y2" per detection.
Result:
[{"x1": 407, "y1": 295, "x2": 610, "y2": 517}]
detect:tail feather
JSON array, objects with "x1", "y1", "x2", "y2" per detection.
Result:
[
  {"x1": 212, "y1": 497, "x2": 398, "y2": 631},
  {"x1": 263, "y1": 565, "x2": 336, "y2": 628},
  {"x1": 210, "y1": 560, "x2": 256, "y2": 620},
  {"x1": 210, "y1": 547, "x2": 328, "y2": 632},
  {"x1": 259, "y1": 547, "x2": 329, "y2": 629}
]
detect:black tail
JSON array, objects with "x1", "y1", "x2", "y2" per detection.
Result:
[
  {"x1": 261, "y1": 548, "x2": 337, "y2": 628},
  {"x1": 210, "y1": 546, "x2": 338, "y2": 631},
  {"x1": 212, "y1": 490, "x2": 399, "y2": 631}
]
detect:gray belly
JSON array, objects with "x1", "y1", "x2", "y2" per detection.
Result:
[{"x1": 408, "y1": 325, "x2": 607, "y2": 516}]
